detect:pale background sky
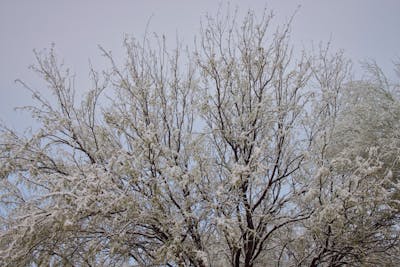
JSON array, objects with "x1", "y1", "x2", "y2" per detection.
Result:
[{"x1": 1, "y1": 0, "x2": 399, "y2": 130}]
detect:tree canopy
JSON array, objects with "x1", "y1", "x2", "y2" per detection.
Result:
[{"x1": 0, "y1": 9, "x2": 399, "y2": 267}]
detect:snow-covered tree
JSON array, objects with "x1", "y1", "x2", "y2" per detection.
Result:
[
  {"x1": 282, "y1": 57, "x2": 400, "y2": 266},
  {"x1": 0, "y1": 9, "x2": 399, "y2": 267}
]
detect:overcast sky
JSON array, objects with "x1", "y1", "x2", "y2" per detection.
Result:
[{"x1": 1, "y1": 0, "x2": 400, "y2": 129}]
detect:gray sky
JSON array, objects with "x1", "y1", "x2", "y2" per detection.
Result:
[{"x1": 1, "y1": 0, "x2": 400, "y2": 129}]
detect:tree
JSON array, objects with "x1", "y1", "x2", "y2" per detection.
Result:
[
  {"x1": 281, "y1": 57, "x2": 400, "y2": 266},
  {"x1": 0, "y1": 9, "x2": 399, "y2": 267}
]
